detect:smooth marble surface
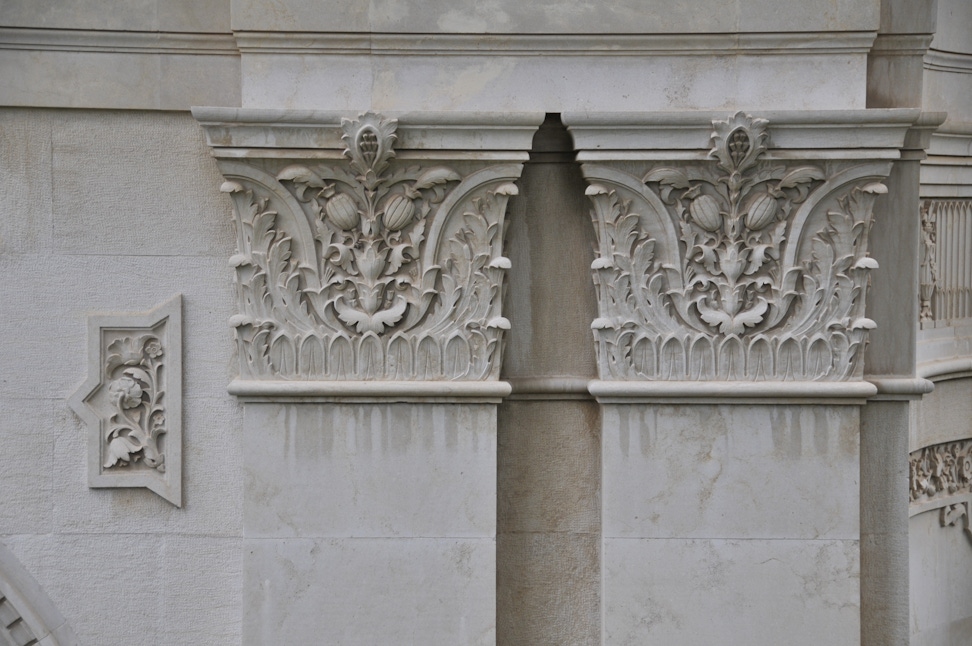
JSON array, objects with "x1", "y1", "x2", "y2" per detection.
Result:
[
  {"x1": 230, "y1": 0, "x2": 878, "y2": 33},
  {"x1": 602, "y1": 404, "x2": 860, "y2": 540},
  {"x1": 244, "y1": 537, "x2": 495, "y2": 645},
  {"x1": 604, "y1": 537, "x2": 860, "y2": 645},
  {"x1": 910, "y1": 510, "x2": 972, "y2": 646},
  {"x1": 244, "y1": 403, "x2": 496, "y2": 538},
  {"x1": 240, "y1": 51, "x2": 868, "y2": 112}
]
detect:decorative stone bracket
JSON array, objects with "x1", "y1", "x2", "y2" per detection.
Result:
[
  {"x1": 193, "y1": 108, "x2": 543, "y2": 400},
  {"x1": 565, "y1": 109, "x2": 922, "y2": 400},
  {"x1": 68, "y1": 295, "x2": 182, "y2": 506}
]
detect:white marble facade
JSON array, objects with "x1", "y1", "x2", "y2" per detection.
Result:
[{"x1": 1, "y1": 1, "x2": 971, "y2": 645}]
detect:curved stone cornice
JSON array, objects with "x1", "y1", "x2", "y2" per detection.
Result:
[
  {"x1": 195, "y1": 109, "x2": 543, "y2": 389},
  {"x1": 566, "y1": 110, "x2": 919, "y2": 384}
]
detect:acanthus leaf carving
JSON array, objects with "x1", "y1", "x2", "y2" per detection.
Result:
[
  {"x1": 583, "y1": 112, "x2": 887, "y2": 381},
  {"x1": 220, "y1": 112, "x2": 520, "y2": 382}
]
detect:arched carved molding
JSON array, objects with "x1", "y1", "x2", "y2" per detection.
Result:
[
  {"x1": 0, "y1": 542, "x2": 78, "y2": 646},
  {"x1": 195, "y1": 110, "x2": 542, "y2": 387},
  {"x1": 568, "y1": 111, "x2": 917, "y2": 383},
  {"x1": 910, "y1": 438, "x2": 972, "y2": 545}
]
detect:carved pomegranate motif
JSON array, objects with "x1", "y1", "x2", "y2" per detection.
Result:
[
  {"x1": 382, "y1": 194, "x2": 416, "y2": 231},
  {"x1": 744, "y1": 192, "x2": 778, "y2": 230},
  {"x1": 324, "y1": 192, "x2": 359, "y2": 230},
  {"x1": 689, "y1": 194, "x2": 722, "y2": 231}
]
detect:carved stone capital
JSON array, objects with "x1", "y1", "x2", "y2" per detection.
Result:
[
  {"x1": 68, "y1": 295, "x2": 182, "y2": 506},
  {"x1": 565, "y1": 110, "x2": 920, "y2": 384},
  {"x1": 194, "y1": 109, "x2": 542, "y2": 394}
]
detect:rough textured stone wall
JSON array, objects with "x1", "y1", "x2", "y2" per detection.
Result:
[{"x1": 0, "y1": 108, "x2": 243, "y2": 645}]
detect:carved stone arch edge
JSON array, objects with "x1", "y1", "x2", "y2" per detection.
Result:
[
  {"x1": 0, "y1": 541, "x2": 79, "y2": 646},
  {"x1": 194, "y1": 108, "x2": 545, "y2": 394},
  {"x1": 68, "y1": 295, "x2": 182, "y2": 507},
  {"x1": 564, "y1": 109, "x2": 924, "y2": 386},
  {"x1": 910, "y1": 437, "x2": 972, "y2": 546}
]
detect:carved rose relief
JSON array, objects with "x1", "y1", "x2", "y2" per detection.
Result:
[
  {"x1": 68, "y1": 295, "x2": 181, "y2": 506},
  {"x1": 103, "y1": 335, "x2": 166, "y2": 471},
  {"x1": 911, "y1": 439, "x2": 972, "y2": 542},
  {"x1": 220, "y1": 112, "x2": 519, "y2": 381},
  {"x1": 910, "y1": 439, "x2": 972, "y2": 504},
  {"x1": 583, "y1": 112, "x2": 887, "y2": 381}
]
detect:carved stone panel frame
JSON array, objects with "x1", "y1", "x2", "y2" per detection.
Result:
[{"x1": 68, "y1": 295, "x2": 182, "y2": 506}]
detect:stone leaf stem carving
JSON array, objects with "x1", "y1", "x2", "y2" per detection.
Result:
[
  {"x1": 910, "y1": 439, "x2": 972, "y2": 543},
  {"x1": 582, "y1": 112, "x2": 887, "y2": 381},
  {"x1": 68, "y1": 295, "x2": 182, "y2": 506},
  {"x1": 219, "y1": 112, "x2": 519, "y2": 381},
  {"x1": 919, "y1": 200, "x2": 939, "y2": 324}
]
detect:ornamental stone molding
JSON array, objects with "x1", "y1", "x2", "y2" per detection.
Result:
[
  {"x1": 68, "y1": 295, "x2": 182, "y2": 507},
  {"x1": 194, "y1": 109, "x2": 543, "y2": 398},
  {"x1": 910, "y1": 438, "x2": 972, "y2": 543},
  {"x1": 565, "y1": 110, "x2": 921, "y2": 395}
]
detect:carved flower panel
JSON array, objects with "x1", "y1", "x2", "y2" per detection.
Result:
[{"x1": 68, "y1": 295, "x2": 182, "y2": 506}]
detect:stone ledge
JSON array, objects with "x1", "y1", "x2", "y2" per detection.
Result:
[
  {"x1": 588, "y1": 379, "x2": 878, "y2": 404},
  {"x1": 228, "y1": 379, "x2": 512, "y2": 403},
  {"x1": 233, "y1": 31, "x2": 877, "y2": 56}
]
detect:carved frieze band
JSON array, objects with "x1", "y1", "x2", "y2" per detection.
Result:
[
  {"x1": 218, "y1": 112, "x2": 520, "y2": 382},
  {"x1": 68, "y1": 295, "x2": 182, "y2": 506},
  {"x1": 581, "y1": 112, "x2": 889, "y2": 381},
  {"x1": 910, "y1": 438, "x2": 972, "y2": 542}
]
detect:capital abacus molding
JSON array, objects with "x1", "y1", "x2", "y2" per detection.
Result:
[
  {"x1": 564, "y1": 110, "x2": 922, "y2": 397},
  {"x1": 194, "y1": 108, "x2": 543, "y2": 399},
  {"x1": 67, "y1": 295, "x2": 182, "y2": 507}
]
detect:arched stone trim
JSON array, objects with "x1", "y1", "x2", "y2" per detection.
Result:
[{"x1": 0, "y1": 542, "x2": 78, "y2": 646}]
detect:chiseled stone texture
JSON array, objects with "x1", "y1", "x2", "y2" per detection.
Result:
[
  {"x1": 0, "y1": 0, "x2": 230, "y2": 32},
  {"x1": 604, "y1": 537, "x2": 860, "y2": 645},
  {"x1": 910, "y1": 510, "x2": 972, "y2": 645},
  {"x1": 497, "y1": 402, "x2": 600, "y2": 646},
  {"x1": 496, "y1": 118, "x2": 601, "y2": 646},
  {"x1": 0, "y1": 108, "x2": 242, "y2": 645}
]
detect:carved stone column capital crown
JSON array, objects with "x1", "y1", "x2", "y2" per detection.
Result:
[
  {"x1": 194, "y1": 108, "x2": 543, "y2": 399},
  {"x1": 565, "y1": 109, "x2": 921, "y2": 394}
]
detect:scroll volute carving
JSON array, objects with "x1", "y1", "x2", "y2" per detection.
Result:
[
  {"x1": 219, "y1": 112, "x2": 521, "y2": 381},
  {"x1": 582, "y1": 112, "x2": 890, "y2": 382}
]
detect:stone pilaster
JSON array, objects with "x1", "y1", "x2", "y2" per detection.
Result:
[
  {"x1": 565, "y1": 110, "x2": 920, "y2": 644},
  {"x1": 194, "y1": 108, "x2": 543, "y2": 644}
]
